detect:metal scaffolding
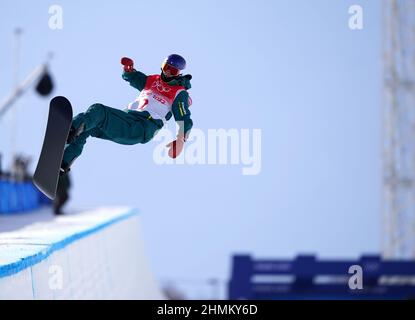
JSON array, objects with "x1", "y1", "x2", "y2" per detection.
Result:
[{"x1": 382, "y1": 0, "x2": 415, "y2": 258}]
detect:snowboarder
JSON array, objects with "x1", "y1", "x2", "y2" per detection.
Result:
[{"x1": 60, "y1": 54, "x2": 193, "y2": 174}]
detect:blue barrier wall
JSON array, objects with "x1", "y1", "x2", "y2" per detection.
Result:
[
  {"x1": 0, "y1": 179, "x2": 50, "y2": 214},
  {"x1": 229, "y1": 254, "x2": 415, "y2": 300}
]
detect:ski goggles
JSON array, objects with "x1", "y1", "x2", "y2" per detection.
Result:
[{"x1": 161, "y1": 61, "x2": 181, "y2": 77}]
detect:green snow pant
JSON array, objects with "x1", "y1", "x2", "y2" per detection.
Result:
[{"x1": 62, "y1": 103, "x2": 163, "y2": 168}]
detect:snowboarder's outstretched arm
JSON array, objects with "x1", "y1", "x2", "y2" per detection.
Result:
[
  {"x1": 121, "y1": 57, "x2": 148, "y2": 91},
  {"x1": 166, "y1": 91, "x2": 193, "y2": 158}
]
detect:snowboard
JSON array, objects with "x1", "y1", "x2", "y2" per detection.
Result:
[{"x1": 33, "y1": 96, "x2": 73, "y2": 200}]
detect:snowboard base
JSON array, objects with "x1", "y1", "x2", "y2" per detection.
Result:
[{"x1": 33, "y1": 96, "x2": 73, "y2": 200}]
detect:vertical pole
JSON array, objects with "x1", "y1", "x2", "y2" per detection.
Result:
[
  {"x1": 10, "y1": 28, "x2": 22, "y2": 177},
  {"x1": 208, "y1": 278, "x2": 220, "y2": 300},
  {"x1": 411, "y1": 0, "x2": 415, "y2": 259},
  {"x1": 382, "y1": 0, "x2": 415, "y2": 259}
]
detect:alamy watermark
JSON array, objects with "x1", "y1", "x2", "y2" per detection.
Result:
[
  {"x1": 153, "y1": 127, "x2": 262, "y2": 176},
  {"x1": 48, "y1": 264, "x2": 63, "y2": 290},
  {"x1": 348, "y1": 5, "x2": 363, "y2": 30},
  {"x1": 348, "y1": 265, "x2": 363, "y2": 290},
  {"x1": 49, "y1": 5, "x2": 63, "y2": 30}
]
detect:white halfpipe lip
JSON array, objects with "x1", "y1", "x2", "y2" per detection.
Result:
[{"x1": 0, "y1": 207, "x2": 165, "y2": 299}]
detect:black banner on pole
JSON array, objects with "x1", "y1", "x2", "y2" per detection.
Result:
[{"x1": 35, "y1": 69, "x2": 54, "y2": 96}]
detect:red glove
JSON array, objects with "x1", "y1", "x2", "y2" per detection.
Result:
[
  {"x1": 166, "y1": 134, "x2": 186, "y2": 159},
  {"x1": 121, "y1": 57, "x2": 134, "y2": 72}
]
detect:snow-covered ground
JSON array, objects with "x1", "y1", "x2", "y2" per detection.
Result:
[{"x1": 0, "y1": 206, "x2": 164, "y2": 299}]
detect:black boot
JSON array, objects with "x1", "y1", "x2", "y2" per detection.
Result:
[
  {"x1": 59, "y1": 161, "x2": 71, "y2": 177},
  {"x1": 67, "y1": 123, "x2": 85, "y2": 144}
]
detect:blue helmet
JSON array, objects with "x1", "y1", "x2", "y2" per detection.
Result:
[{"x1": 163, "y1": 54, "x2": 186, "y2": 71}]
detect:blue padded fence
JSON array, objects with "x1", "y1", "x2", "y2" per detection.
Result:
[
  {"x1": 229, "y1": 254, "x2": 415, "y2": 300},
  {"x1": 0, "y1": 179, "x2": 50, "y2": 214}
]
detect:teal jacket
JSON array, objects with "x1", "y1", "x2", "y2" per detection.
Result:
[{"x1": 122, "y1": 70, "x2": 193, "y2": 139}]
